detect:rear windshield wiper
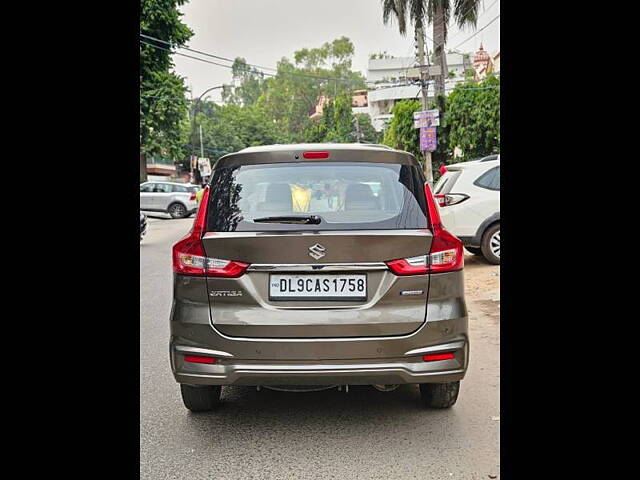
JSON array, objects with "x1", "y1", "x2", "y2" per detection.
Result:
[{"x1": 252, "y1": 215, "x2": 323, "y2": 225}]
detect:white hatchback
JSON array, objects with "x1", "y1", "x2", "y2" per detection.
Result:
[{"x1": 433, "y1": 155, "x2": 500, "y2": 264}]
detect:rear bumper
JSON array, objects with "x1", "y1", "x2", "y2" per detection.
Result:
[
  {"x1": 170, "y1": 269, "x2": 468, "y2": 386},
  {"x1": 171, "y1": 340, "x2": 468, "y2": 386},
  {"x1": 457, "y1": 236, "x2": 477, "y2": 247}
]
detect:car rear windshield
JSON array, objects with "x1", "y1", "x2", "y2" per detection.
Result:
[
  {"x1": 206, "y1": 162, "x2": 427, "y2": 232},
  {"x1": 434, "y1": 169, "x2": 461, "y2": 194}
]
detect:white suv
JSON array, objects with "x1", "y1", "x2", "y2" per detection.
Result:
[
  {"x1": 139, "y1": 181, "x2": 199, "y2": 219},
  {"x1": 434, "y1": 155, "x2": 500, "y2": 264}
]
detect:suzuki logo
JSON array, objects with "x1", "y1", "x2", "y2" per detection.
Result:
[{"x1": 308, "y1": 243, "x2": 326, "y2": 260}]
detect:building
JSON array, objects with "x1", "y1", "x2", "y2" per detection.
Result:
[
  {"x1": 473, "y1": 44, "x2": 500, "y2": 80},
  {"x1": 351, "y1": 89, "x2": 369, "y2": 115},
  {"x1": 307, "y1": 51, "x2": 480, "y2": 132},
  {"x1": 366, "y1": 54, "x2": 469, "y2": 131},
  {"x1": 146, "y1": 156, "x2": 177, "y2": 177},
  {"x1": 309, "y1": 91, "x2": 370, "y2": 119},
  {"x1": 309, "y1": 95, "x2": 330, "y2": 120}
]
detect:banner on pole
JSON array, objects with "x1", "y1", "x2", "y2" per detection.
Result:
[
  {"x1": 413, "y1": 109, "x2": 440, "y2": 128},
  {"x1": 420, "y1": 127, "x2": 437, "y2": 152}
]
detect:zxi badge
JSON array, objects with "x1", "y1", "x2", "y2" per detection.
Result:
[{"x1": 308, "y1": 243, "x2": 326, "y2": 260}]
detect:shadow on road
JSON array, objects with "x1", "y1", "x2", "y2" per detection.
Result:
[{"x1": 184, "y1": 384, "x2": 460, "y2": 433}]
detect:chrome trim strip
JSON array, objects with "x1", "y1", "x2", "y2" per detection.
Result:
[
  {"x1": 403, "y1": 341, "x2": 466, "y2": 357},
  {"x1": 203, "y1": 230, "x2": 431, "y2": 239},
  {"x1": 247, "y1": 262, "x2": 388, "y2": 272},
  {"x1": 174, "y1": 346, "x2": 234, "y2": 358}
]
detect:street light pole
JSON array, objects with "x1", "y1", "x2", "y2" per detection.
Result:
[{"x1": 190, "y1": 85, "x2": 226, "y2": 182}]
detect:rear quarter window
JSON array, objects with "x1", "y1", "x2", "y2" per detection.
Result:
[
  {"x1": 473, "y1": 166, "x2": 500, "y2": 191},
  {"x1": 434, "y1": 170, "x2": 461, "y2": 194}
]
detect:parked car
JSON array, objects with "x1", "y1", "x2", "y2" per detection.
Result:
[
  {"x1": 433, "y1": 155, "x2": 500, "y2": 264},
  {"x1": 140, "y1": 181, "x2": 199, "y2": 218},
  {"x1": 140, "y1": 211, "x2": 147, "y2": 242},
  {"x1": 170, "y1": 143, "x2": 468, "y2": 412}
]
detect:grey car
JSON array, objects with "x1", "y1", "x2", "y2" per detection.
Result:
[
  {"x1": 170, "y1": 144, "x2": 468, "y2": 412},
  {"x1": 140, "y1": 181, "x2": 199, "y2": 218}
]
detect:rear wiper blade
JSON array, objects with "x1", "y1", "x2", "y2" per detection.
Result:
[{"x1": 252, "y1": 215, "x2": 323, "y2": 225}]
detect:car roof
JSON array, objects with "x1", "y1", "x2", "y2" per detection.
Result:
[
  {"x1": 141, "y1": 180, "x2": 195, "y2": 186},
  {"x1": 218, "y1": 143, "x2": 419, "y2": 169},
  {"x1": 445, "y1": 155, "x2": 500, "y2": 170},
  {"x1": 237, "y1": 143, "x2": 396, "y2": 154}
]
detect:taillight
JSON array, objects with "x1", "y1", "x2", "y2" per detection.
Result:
[
  {"x1": 171, "y1": 186, "x2": 250, "y2": 277},
  {"x1": 189, "y1": 193, "x2": 196, "y2": 201},
  {"x1": 435, "y1": 193, "x2": 469, "y2": 207},
  {"x1": 386, "y1": 256, "x2": 429, "y2": 275},
  {"x1": 385, "y1": 183, "x2": 464, "y2": 275}
]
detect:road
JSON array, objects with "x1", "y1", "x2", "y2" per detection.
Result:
[{"x1": 140, "y1": 217, "x2": 500, "y2": 480}]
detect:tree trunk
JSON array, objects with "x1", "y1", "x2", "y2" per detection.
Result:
[
  {"x1": 432, "y1": 1, "x2": 447, "y2": 96},
  {"x1": 140, "y1": 152, "x2": 148, "y2": 183}
]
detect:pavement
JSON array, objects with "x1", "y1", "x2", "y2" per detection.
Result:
[{"x1": 140, "y1": 218, "x2": 500, "y2": 480}]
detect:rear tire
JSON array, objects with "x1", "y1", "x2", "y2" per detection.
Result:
[
  {"x1": 481, "y1": 223, "x2": 500, "y2": 265},
  {"x1": 465, "y1": 246, "x2": 482, "y2": 255},
  {"x1": 168, "y1": 203, "x2": 187, "y2": 219},
  {"x1": 180, "y1": 384, "x2": 221, "y2": 412},
  {"x1": 419, "y1": 381, "x2": 460, "y2": 408}
]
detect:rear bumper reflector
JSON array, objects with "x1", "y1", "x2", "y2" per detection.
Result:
[
  {"x1": 184, "y1": 355, "x2": 217, "y2": 364},
  {"x1": 422, "y1": 352, "x2": 455, "y2": 362}
]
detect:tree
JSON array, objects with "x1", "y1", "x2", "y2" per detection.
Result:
[
  {"x1": 446, "y1": 75, "x2": 500, "y2": 161},
  {"x1": 326, "y1": 94, "x2": 354, "y2": 142},
  {"x1": 301, "y1": 94, "x2": 381, "y2": 144},
  {"x1": 222, "y1": 58, "x2": 266, "y2": 106},
  {"x1": 140, "y1": 0, "x2": 193, "y2": 182},
  {"x1": 257, "y1": 37, "x2": 365, "y2": 141},
  {"x1": 353, "y1": 114, "x2": 382, "y2": 143},
  {"x1": 381, "y1": 0, "x2": 481, "y2": 95},
  {"x1": 382, "y1": 100, "x2": 422, "y2": 161},
  {"x1": 185, "y1": 101, "x2": 289, "y2": 162}
]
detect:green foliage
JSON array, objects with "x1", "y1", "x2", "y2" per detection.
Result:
[
  {"x1": 140, "y1": 0, "x2": 193, "y2": 165},
  {"x1": 222, "y1": 58, "x2": 266, "y2": 106},
  {"x1": 326, "y1": 94, "x2": 354, "y2": 142},
  {"x1": 369, "y1": 51, "x2": 394, "y2": 60},
  {"x1": 302, "y1": 93, "x2": 379, "y2": 144},
  {"x1": 178, "y1": 36, "x2": 383, "y2": 161},
  {"x1": 354, "y1": 114, "x2": 382, "y2": 144},
  {"x1": 186, "y1": 102, "x2": 288, "y2": 161},
  {"x1": 141, "y1": 71, "x2": 190, "y2": 158},
  {"x1": 382, "y1": 100, "x2": 422, "y2": 160},
  {"x1": 446, "y1": 75, "x2": 500, "y2": 161}
]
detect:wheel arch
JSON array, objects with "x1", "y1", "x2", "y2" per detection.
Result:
[
  {"x1": 167, "y1": 200, "x2": 188, "y2": 212},
  {"x1": 472, "y1": 213, "x2": 500, "y2": 245}
]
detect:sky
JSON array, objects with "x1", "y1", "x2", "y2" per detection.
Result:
[{"x1": 171, "y1": 0, "x2": 500, "y2": 102}]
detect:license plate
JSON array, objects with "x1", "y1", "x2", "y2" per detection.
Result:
[{"x1": 269, "y1": 274, "x2": 367, "y2": 301}]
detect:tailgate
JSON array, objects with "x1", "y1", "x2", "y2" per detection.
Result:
[{"x1": 203, "y1": 230, "x2": 432, "y2": 338}]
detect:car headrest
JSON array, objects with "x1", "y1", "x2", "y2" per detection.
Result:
[
  {"x1": 345, "y1": 183, "x2": 378, "y2": 210},
  {"x1": 258, "y1": 183, "x2": 293, "y2": 212}
]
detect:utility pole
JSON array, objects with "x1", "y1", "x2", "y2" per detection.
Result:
[
  {"x1": 416, "y1": 26, "x2": 434, "y2": 185},
  {"x1": 199, "y1": 124, "x2": 204, "y2": 158},
  {"x1": 352, "y1": 116, "x2": 363, "y2": 143}
]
